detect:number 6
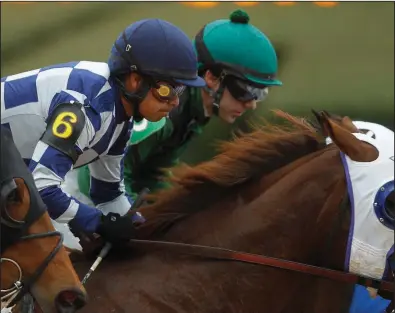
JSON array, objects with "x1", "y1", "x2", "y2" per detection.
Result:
[{"x1": 52, "y1": 112, "x2": 77, "y2": 139}]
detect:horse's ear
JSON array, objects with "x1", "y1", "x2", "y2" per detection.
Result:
[
  {"x1": 311, "y1": 110, "x2": 358, "y2": 136},
  {"x1": 319, "y1": 111, "x2": 379, "y2": 162},
  {"x1": 311, "y1": 109, "x2": 330, "y2": 137},
  {"x1": 319, "y1": 110, "x2": 362, "y2": 134},
  {"x1": 311, "y1": 110, "x2": 342, "y2": 137}
]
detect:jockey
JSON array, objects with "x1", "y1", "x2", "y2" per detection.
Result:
[
  {"x1": 77, "y1": 9, "x2": 283, "y2": 199},
  {"x1": 0, "y1": 18, "x2": 205, "y2": 244}
]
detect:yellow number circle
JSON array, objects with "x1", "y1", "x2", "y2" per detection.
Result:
[
  {"x1": 52, "y1": 112, "x2": 77, "y2": 139},
  {"x1": 158, "y1": 85, "x2": 171, "y2": 97}
]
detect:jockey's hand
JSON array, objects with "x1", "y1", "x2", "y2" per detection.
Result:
[{"x1": 96, "y1": 212, "x2": 138, "y2": 244}]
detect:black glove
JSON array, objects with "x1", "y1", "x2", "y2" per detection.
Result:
[{"x1": 96, "y1": 212, "x2": 137, "y2": 243}]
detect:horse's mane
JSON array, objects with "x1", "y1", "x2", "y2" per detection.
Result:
[{"x1": 138, "y1": 110, "x2": 326, "y2": 236}]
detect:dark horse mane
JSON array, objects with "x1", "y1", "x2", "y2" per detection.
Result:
[{"x1": 138, "y1": 110, "x2": 327, "y2": 236}]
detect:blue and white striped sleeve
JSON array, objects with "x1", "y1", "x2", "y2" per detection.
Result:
[
  {"x1": 29, "y1": 90, "x2": 102, "y2": 233},
  {"x1": 88, "y1": 121, "x2": 134, "y2": 216}
]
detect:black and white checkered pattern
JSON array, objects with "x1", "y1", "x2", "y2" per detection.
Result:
[{"x1": 1, "y1": 61, "x2": 133, "y2": 232}]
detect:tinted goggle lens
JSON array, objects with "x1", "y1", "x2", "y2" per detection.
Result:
[
  {"x1": 226, "y1": 78, "x2": 268, "y2": 102},
  {"x1": 245, "y1": 85, "x2": 269, "y2": 102},
  {"x1": 152, "y1": 83, "x2": 185, "y2": 101}
]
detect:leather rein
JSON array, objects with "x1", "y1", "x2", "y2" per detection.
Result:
[{"x1": 127, "y1": 238, "x2": 394, "y2": 294}]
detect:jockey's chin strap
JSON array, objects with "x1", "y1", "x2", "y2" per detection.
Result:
[
  {"x1": 113, "y1": 76, "x2": 150, "y2": 123},
  {"x1": 204, "y1": 72, "x2": 226, "y2": 116}
]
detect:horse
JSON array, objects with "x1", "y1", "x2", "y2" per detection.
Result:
[
  {"x1": 0, "y1": 127, "x2": 88, "y2": 313},
  {"x1": 69, "y1": 110, "x2": 394, "y2": 313}
]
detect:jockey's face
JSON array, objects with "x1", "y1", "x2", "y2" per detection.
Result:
[
  {"x1": 218, "y1": 87, "x2": 257, "y2": 124},
  {"x1": 205, "y1": 71, "x2": 260, "y2": 124},
  {"x1": 122, "y1": 73, "x2": 180, "y2": 122}
]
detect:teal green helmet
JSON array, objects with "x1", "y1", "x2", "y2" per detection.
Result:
[{"x1": 194, "y1": 9, "x2": 282, "y2": 86}]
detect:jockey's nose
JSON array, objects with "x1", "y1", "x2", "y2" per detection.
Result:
[
  {"x1": 169, "y1": 96, "x2": 179, "y2": 108},
  {"x1": 55, "y1": 288, "x2": 87, "y2": 313}
]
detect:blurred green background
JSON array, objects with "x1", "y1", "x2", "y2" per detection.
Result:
[{"x1": 1, "y1": 2, "x2": 393, "y2": 163}]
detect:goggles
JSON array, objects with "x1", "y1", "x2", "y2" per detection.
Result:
[
  {"x1": 225, "y1": 77, "x2": 269, "y2": 103},
  {"x1": 151, "y1": 82, "x2": 186, "y2": 102}
]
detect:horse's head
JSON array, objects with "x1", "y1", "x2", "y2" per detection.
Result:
[{"x1": 1, "y1": 128, "x2": 87, "y2": 313}]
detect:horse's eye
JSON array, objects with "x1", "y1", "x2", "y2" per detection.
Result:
[
  {"x1": 7, "y1": 188, "x2": 20, "y2": 203},
  {"x1": 2, "y1": 178, "x2": 28, "y2": 225}
]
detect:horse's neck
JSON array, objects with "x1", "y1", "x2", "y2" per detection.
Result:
[
  {"x1": 73, "y1": 149, "x2": 353, "y2": 313},
  {"x1": 162, "y1": 148, "x2": 347, "y2": 262}
]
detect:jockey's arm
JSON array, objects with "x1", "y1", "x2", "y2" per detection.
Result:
[
  {"x1": 31, "y1": 95, "x2": 102, "y2": 233},
  {"x1": 123, "y1": 118, "x2": 181, "y2": 198},
  {"x1": 88, "y1": 123, "x2": 134, "y2": 215}
]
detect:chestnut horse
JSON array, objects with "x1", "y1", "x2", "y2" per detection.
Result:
[
  {"x1": 71, "y1": 111, "x2": 393, "y2": 313},
  {"x1": 1, "y1": 128, "x2": 87, "y2": 313}
]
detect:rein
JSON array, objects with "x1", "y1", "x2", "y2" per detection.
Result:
[{"x1": 126, "y1": 239, "x2": 394, "y2": 293}]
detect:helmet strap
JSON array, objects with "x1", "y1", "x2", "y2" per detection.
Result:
[
  {"x1": 114, "y1": 76, "x2": 150, "y2": 122},
  {"x1": 206, "y1": 72, "x2": 226, "y2": 116}
]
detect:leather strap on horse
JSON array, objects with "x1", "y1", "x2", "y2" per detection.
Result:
[{"x1": 127, "y1": 239, "x2": 394, "y2": 293}]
